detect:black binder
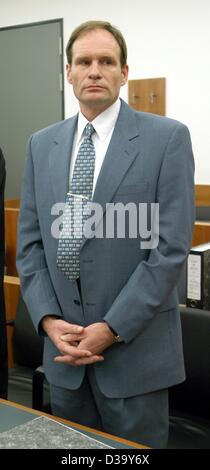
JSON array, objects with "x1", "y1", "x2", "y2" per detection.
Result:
[{"x1": 187, "y1": 242, "x2": 210, "y2": 310}]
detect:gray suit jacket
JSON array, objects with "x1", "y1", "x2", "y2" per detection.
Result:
[{"x1": 17, "y1": 100, "x2": 195, "y2": 398}]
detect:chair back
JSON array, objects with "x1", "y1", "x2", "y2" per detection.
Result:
[{"x1": 169, "y1": 306, "x2": 210, "y2": 418}]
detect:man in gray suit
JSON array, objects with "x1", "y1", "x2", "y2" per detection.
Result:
[{"x1": 17, "y1": 21, "x2": 195, "y2": 448}]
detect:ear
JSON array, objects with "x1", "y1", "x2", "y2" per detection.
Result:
[
  {"x1": 121, "y1": 65, "x2": 129, "y2": 86},
  {"x1": 66, "y1": 64, "x2": 72, "y2": 84}
]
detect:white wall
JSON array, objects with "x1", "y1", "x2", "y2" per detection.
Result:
[{"x1": 1, "y1": 0, "x2": 210, "y2": 183}]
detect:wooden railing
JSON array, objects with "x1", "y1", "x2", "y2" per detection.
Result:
[
  {"x1": 4, "y1": 199, "x2": 20, "y2": 367},
  {"x1": 4, "y1": 199, "x2": 20, "y2": 209},
  {"x1": 193, "y1": 185, "x2": 210, "y2": 246},
  {"x1": 192, "y1": 221, "x2": 210, "y2": 247},
  {"x1": 4, "y1": 275, "x2": 20, "y2": 368},
  {"x1": 3, "y1": 186, "x2": 210, "y2": 364},
  {"x1": 4, "y1": 187, "x2": 210, "y2": 276},
  {"x1": 5, "y1": 206, "x2": 19, "y2": 276},
  {"x1": 195, "y1": 185, "x2": 210, "y2": 207}
]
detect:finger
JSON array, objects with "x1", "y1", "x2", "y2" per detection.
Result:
[
  {"x1": 59, "y1": 340, "x2": 79, "y2": 347},
  {"x1": 74, "y1": 355, "x2": 104, "y2": 366},
  {"x1": 60, "y1": 333, "x2": 85, "y2": 342},
  {"x1": 54, "y1": 354, "x2": 104, "y2": 366},
  {"x1": 56, "y1": 347, "x2": 92, "y2": 359},
  {"x1": 58, "y1": 340, "x2": 92, "y2": 358},
  {"x1": 54, "y1": 355, "x2": 76, "y2": 365},
  {"x1": 62, "y1": 324, "x2": 84, "y2": 334}
]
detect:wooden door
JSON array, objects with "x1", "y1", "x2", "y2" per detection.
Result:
[{"x1": 128, "y1": 77, "x2": 166, "y2": 115}]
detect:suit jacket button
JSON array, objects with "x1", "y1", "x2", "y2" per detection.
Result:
[{"x1": 74, "y1": 299, "x2": 80, "y2": 306}]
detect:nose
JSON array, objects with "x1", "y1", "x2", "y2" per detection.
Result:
[{"x1": 88, "y1": 61, "x2": 102, "y2": 79}]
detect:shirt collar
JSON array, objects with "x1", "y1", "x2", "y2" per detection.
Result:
[{"x1": 77, "y1": 98, "x2": 121, "y2": 143}]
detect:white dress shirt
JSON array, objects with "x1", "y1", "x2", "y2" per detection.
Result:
[{"x1": 69, "y1": 98, "x2": 121, "y2": 194}]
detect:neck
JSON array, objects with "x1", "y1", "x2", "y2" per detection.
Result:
[
  {"x1": 79, "y1": 100, "x2": 117, "y2": 122},
  {"x1": 79, "y1": 106, "x2": 107, "y2": 122}
]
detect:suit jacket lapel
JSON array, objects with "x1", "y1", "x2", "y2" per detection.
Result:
[
  {"x1": 81, "y1": 100, "x2": 141, "y2": 249},
  {"x1": 48, "y1": 102, "x2": 141, "y2": 251},
  {"x1": 93, "y1": 102, "x2": 140, "y2": 210},
  {"x1": 48, "y1": 115, "x2": 78, "y2": 204}
]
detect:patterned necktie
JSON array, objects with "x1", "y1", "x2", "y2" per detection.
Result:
[{"x1": 57, "y1": 122, "x2": 96, "y2": 280}]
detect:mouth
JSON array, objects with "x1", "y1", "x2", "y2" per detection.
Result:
[{"x1": 85, "y1": 85, "x2": 105, "y2": 90}]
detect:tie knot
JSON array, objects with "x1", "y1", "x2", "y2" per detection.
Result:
[{"x1": 85, "y1": 122, "x2": 95, "y2": 138}]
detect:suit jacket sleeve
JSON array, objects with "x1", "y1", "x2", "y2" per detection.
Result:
[
  {"x1": 104, "y1": 123, "x2": 195, "y2": 342},
  {"x1": 16, "y1": 137, "x2": 62, "y2": 331}
]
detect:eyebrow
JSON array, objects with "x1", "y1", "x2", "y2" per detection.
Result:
[{"x1": 75, "y1": 54, "x2": 117, "y2": 62}]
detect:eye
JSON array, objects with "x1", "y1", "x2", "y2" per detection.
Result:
[
  {"x1": 77, "y1": 58, "x2": 90, "y2": 66},
  {"x1": 101, "y1": 58, "x2": 113, "y2": 65}
]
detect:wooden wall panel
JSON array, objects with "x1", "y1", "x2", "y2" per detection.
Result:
[
  {"x1": 4, "y1": 199, "x2": 20, "y2": 208},
  {"x1": 2, "y1": 189, "x2": 210, "y2": 283},
  {"x1": 195, "y1": 185, "x2": 210, "y2": 207},
  {"x1": 192, "y1": 221, "x2": 210, "y2": 247},
  {"x1": 4, "y1": 275, "x2": 20, "y2": 320},
  {"x1": 128, "y1": 77, "x2": 165, "y2": 115},
  {"x1": 4, "y1": 275, "x2": 20, "y2": 368},
  {"x1": 4, "y1": 207, "x2": 19, "y2": 276}
]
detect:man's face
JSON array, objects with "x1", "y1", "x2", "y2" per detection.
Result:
[{"x1": 66, "y1": 28, "x2": 128, "y2": 118}]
